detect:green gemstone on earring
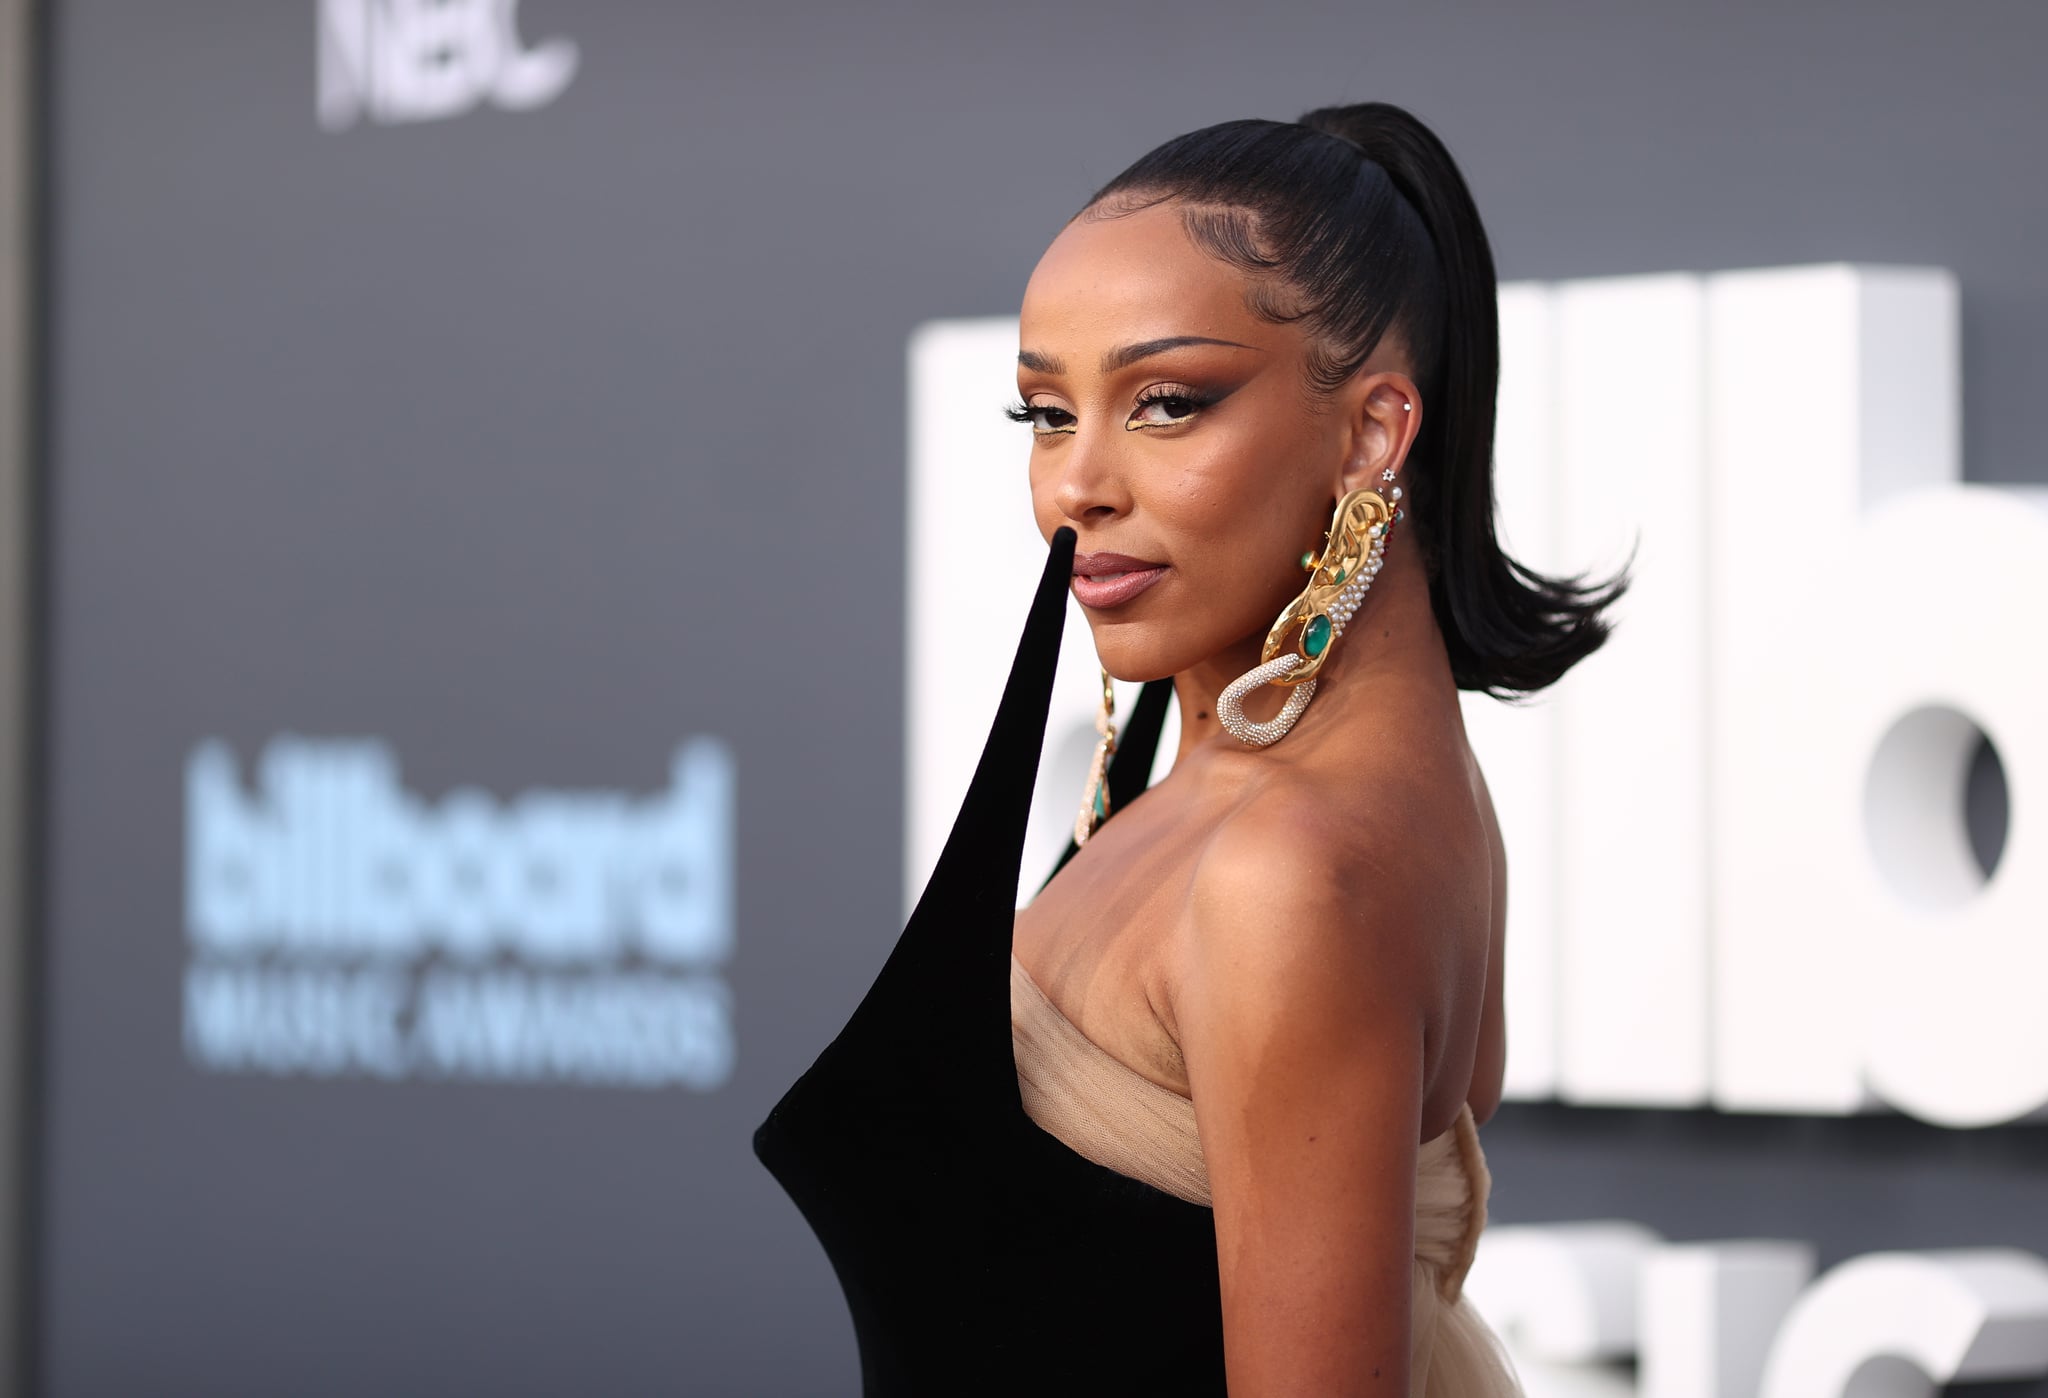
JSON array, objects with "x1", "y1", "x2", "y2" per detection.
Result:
[
  {"x1": 1303, "y1": 613, "x2": 1332, "y2": 657},
  {"x1": 1092, "y1": 782, "x2": 1107, "y2": 820},
  {"x1": 1334, "y1": 567, "x2": 1346, "y2": 583},
  {"x1": 1299, "y1": 551, "x2": 1315, "y2": 570}
]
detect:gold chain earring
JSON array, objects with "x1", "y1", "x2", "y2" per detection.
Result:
[
  {"x1": 1074, "y1": 668, "x2": 1118, "y2": 845},
  {"x1": 1214, "y1": 477, "x2": 1402, "y2": 746}
]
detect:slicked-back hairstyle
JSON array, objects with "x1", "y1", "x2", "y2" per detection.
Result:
[{"x1": 1079, "y1": 102, "x2": 1629, "y2": 699}]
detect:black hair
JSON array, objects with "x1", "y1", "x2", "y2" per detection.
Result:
[{"x1": 1078, "y1": 101, "x2": 1628, "y2": 699}]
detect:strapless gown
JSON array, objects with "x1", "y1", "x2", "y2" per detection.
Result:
[{"x1": 754, "y1": 525, "x2": 1524, "y2": 1396}]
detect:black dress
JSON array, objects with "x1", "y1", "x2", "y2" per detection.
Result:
[{"x1": 751, "y1": 524, "x2": 1230, "y2": 1394}]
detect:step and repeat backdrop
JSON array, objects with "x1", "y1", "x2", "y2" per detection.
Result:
[{"x1": 31, "y1": 1, "x2": 2048, "y2": 1394}]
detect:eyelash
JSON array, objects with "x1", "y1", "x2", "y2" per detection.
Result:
[{"x1": 1002, "y1": 386, "x2": 1219, "y2": 435}]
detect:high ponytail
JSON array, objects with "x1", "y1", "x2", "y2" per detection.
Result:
[{"x1": 1078, "y1": 102, "x2": 1628, "y2": 699}]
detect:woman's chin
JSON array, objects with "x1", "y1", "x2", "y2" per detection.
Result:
[{"x1": 1087, "y1": 635, "x2": 1187, "y2": 687}]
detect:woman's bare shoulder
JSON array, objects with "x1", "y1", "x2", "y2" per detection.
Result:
[
  {"x1": 1170, "y1": 782, "x2": 1435, "y2": 1018},
  {"x1": 1162, "y1": 752, "x2": 1486, "y2": 1102}
]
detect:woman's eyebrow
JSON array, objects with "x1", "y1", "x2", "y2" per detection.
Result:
[
  {"x1": 1016, "y1": 336, "x2": 1264, "y2": 377},
  {"x1": 1102, "y1": 335, "x2": 1261, "y2": 372}
]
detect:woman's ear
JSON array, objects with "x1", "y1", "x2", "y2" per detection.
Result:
[{"x1": 1336, "y1": 371, "x2": 1423, "y2": 496}]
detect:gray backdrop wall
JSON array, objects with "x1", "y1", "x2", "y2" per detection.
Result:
[{"x1": 30, "y1": 1, "x2": 2048, "y2": 1394}]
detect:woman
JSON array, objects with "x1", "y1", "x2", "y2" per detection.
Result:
[{"x1": 756, "y1": 101, "x2": 1625, "y2": 1396}]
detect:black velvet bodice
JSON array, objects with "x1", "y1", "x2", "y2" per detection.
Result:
[{"x1": 752, "y1": 526, "x2": 1227, "y2": 1394}]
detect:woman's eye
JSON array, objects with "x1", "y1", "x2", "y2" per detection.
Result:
[
  {"x1": 1127, "y1": 389, "x2": 1212, "y2": 430},
  {"x1": 1003, "y1": 400, "x2": 1076, "y2": 435}
]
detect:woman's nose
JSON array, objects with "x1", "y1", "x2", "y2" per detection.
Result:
[{"x1": 1051, "y1": 432, "x2": 1133, "y2": 523}]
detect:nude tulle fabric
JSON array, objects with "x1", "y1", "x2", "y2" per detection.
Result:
[{"x1": 1011, "y1": 953, "x2": 1525, "y2": 1397}]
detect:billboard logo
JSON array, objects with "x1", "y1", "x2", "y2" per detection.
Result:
[
  {"x1": 182, "y1": 736, "x2": 736, "y2": 1089},
  {"x1": 318, "y1": 0, "x2": 579, "y2": 131}
]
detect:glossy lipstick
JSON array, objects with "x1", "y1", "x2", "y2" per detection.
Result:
[{"x1": 1071, "y1": 551, "x2": 1167, "y2": 609}]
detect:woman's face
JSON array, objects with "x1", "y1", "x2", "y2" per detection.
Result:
[{"x1": 1015, "y1": 198, "x2": 1400, "y2": 684}]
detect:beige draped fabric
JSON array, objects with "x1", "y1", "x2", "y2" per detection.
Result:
[{"x1": 1011, "y1": 953, "x2": 1525, "y2": 1397}]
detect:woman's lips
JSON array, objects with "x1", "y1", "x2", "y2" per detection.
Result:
[{"x1": 1071, "y1": 564, "x2": 1167, "y2": 608}]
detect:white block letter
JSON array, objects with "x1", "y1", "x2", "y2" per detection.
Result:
[{"x1": 1759, "y1": 1249, "x2": 2048, "y2": 1397}]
